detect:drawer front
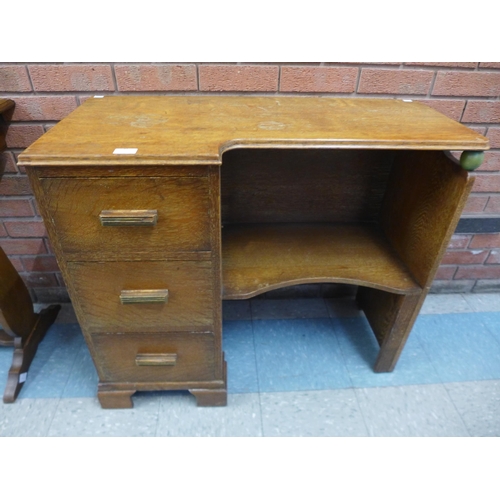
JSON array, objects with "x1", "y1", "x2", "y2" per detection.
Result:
[
  {"x1": 40, "y1": 176, "x2": 211, "y2": 259},
  {"x1": 91, "y1": 333, "x2": 216, "y2": 383},
  {"x1": 67, "y1": 260, "x2": 214, "y2": 333}
]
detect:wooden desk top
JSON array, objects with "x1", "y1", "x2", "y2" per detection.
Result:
[{"x1": 18, "y1": 96, "x2": 489, "y2": 167}]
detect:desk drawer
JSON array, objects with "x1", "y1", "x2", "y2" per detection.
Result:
[
  {"x1": 67, "y1": 260, "x2": 214, "y2": 333},
  {"x1": 40, "y1": 176, "x2": 211, "y2": 259},
  {"x1": 91, "y1": 333, "x2": 216, "y2": 383}
]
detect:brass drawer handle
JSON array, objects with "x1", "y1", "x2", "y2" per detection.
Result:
[
  {"x1": 120, "y1": 289, "x2": 169, "y2": 304},
  {"x1": 99, "y1": 209, "x2": 158, "y2": 226},
  {"x1": 135, "y1": 353, "x2": 177, "y2": 366}
]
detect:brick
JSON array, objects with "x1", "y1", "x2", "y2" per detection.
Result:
[
  {"x1": 448, "y1": 234, "x2": 471, "y2": 249},
  {"x1": 472, "y1": 279, "x2": 500, "y2": 292},
  {"x1": 486, "y1": 127, "x2": 500, "y2": 148},
  {"x1": 0, "y1": 151, "x2": 18, "y2": 173},
  {"x1": 416, "y1": 99, "x2": 466, "y2": 121},
  {"x1": 477, "y1": 152, "x2": 500, "y2": 171},
  {"x1": 4, "y1": 220, "x2": 47, "y2": 238},
  {"x1": 433, "y1": 71, "x2": 500, "y2": 97},
  {"x1": 406, "y1": 62, "x2": 477, "y2": 68},
  {"x1": 336, "y1": 62, "x2": 402, "y2": 66},
  {"x1": 11, "y1": 96, "x2": 78, "y2": 122},
  {"x1": 430, "y1": 280, "x2": 475, "y2": 293},
  {"x1": 21, "y1": 255, "x2": 59, "y2": 272},
  {"x1": 455, "y1": 264, "x2": 500, "y2": 279},
  {"x1": 8, "y1": 257, "x2": 24, "y2": 272},
  {"x1": 441, "y1": 249, "x2": 489, "y2": 265},
  {"x1": 0, "y1": 65, "x2": 32, "y2": 91},
  {"x1": 29, "y1": 64, "x2": 115, "y2": 92},
  {"x1": 487, "y1": 250, "x2": 500, "y2": 264},
  {"x1": 255, "y1": 62, "x2": 320, "y2": 66},
  {"x1": 115, "y1": 64, "x2": 197, "y2": 91},
  {"x1": 485, "y1": 195, "x2": 500, "y2": 213},
  {"x1": 463, "y1": 195, "x2": 489, "y2": 213},
  {"x1": 21, "y1": 272, "x2": 59, "y2": 287},
  {"x1": 33, "y1": 199, "x2": 44, "y2": 217},
  {"x1": 358, "y1": 69, "x2": 433, "y2": 95},
  {"x1": 0, "y1": 223, "x2": 6, "y2": 237},
  {"x1": 471, "y1": 174, "x2": 500, "y2": 192},
  {"x1": 44, "y1": 124, "x2": 56, "y2": 134},
  {"x1": 16, "y1": 165, "x2": 26, "y2": 175},
  {"x1": 469, "y1": 126, "x2": 488, "y2": 135},
  {"x1": 0, "y1": 176, "x2": 32, "y2": 196},
  {"x1": 0, "y1": 199, "x2": 35, "y2": 217},
  {"x1": 435, "y1": 265, "x2": 457, "y2": 279},
  {"x1": 469, "y1": 233, "x2": 500, "y2": 248},
  {"x1": 44, "y1": 238, "x2": 55, "y2": 254},
  {"x1": 5, "y1": 124, "x2": 44, "y2": 148},
  {"x1": 199, "y1": 65, "x2": 279, "y2": 92},
  {"x1": 0, "y1": 238, "x2": 46, "y2": 255},
  {"x1": 279, "y1": 66, "x2": 357, "y2": 93},
  {"x1": 462, "y1": 101, "x2": 500, "y2": 123},
  {"x1": 479, "y1": 62, "x2": 500, "y2": 69},
  {"x1": 77, "y1": 95, "x2": 94, "y2": 105}
]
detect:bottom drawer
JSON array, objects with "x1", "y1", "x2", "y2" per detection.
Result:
[{"x1": 91, "y1": 333, "x2": 216, "y2": 383}]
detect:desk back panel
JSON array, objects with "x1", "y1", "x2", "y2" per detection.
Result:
[{"x1": 221, "y1": 149, "x2": 395, "y2": 225}]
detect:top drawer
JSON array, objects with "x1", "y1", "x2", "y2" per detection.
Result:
[{"x1": 39, "y1": 176, "x2": 211, "y2": 260}]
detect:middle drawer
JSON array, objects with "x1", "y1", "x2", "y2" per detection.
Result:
[{"x1": 66, "y1": 260, "x2": 214, "y2": 333}]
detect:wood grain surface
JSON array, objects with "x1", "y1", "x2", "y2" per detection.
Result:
[
  {"x1": 39, "y1": 175, "x2": 212, "y2": 259},
  {"x1": 380, "y1": 150, "x2": 474, "y2": 288},
  {"x1": 18, "y1": 96, "x2": 488, "y2": 167},
  {"x1": 221, "y1": 148, "x2": 393, "y2": 224},
  {"x1": 67, "y1": 260, "x2": 214, "y2": 333},
  {"x1": 91, "y1": 332, "x2": 216, "y2": 383},
  {"x1": 21, "y1": 95, "x2": 484, "y2": 404},
  {"x1": 222, "y1": 223, "x2": 420, "y2": 299}
]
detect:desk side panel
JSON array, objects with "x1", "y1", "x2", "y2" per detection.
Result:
[
  {"x1": 379, "y1": 150, "x2": 474, "y2": 288},
  {"x1": 25, "y1": 166, "x2": 100, "y2": 362}
]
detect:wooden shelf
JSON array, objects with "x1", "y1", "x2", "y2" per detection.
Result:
[{"x1": 221, "y1": 223, "x2": 421, "y2": 299}]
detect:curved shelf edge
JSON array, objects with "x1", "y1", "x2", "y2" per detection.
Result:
[
  {"x1": 222, "y1": 277, "x2": 422, "y2": 300},
  {"x1": 221, "y1": 223, "x2": 422, "y2": 301}
]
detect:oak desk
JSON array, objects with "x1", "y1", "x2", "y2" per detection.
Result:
[{"x1": 18, "y1": 96, "x2": 489, "y2": 409}]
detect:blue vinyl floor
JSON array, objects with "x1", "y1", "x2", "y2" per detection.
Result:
[{"x1": 1, "y1": 293, "x2": 500, "y2": 436}]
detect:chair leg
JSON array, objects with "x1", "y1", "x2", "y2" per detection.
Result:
[
  {"x1": 3, "y1": 305, "x2": 60, "y2": 403},
  {"x1": 0, "y1": 329, "x2": 14, "y2": 347},
  {"x1": 0, "y1": 247, "x2": 60, "y2": 403}
]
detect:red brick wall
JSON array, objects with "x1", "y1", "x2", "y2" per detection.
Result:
[{"x1": 1, "y1": 62, "x2": 499, "y2": 301}]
